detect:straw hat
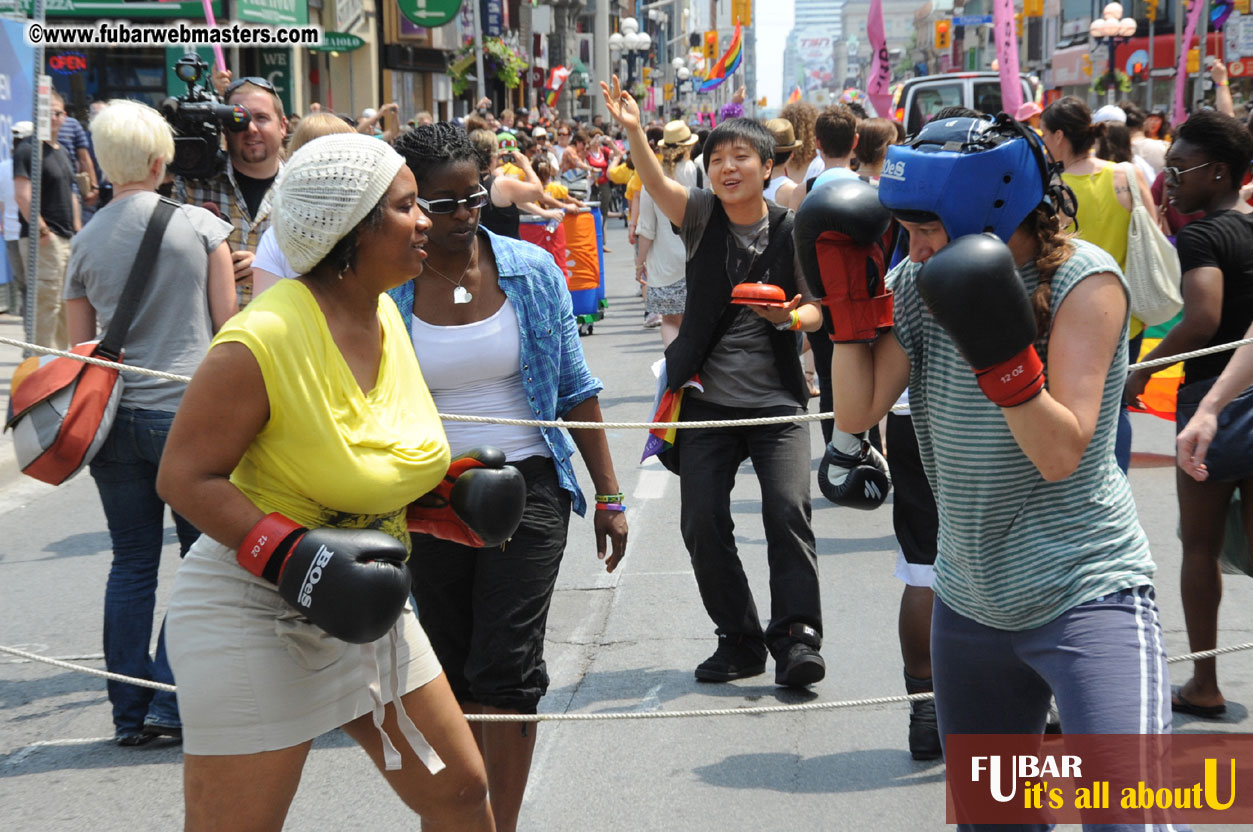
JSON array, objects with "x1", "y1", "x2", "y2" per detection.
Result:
[
  {"x1": 764, "y1": 118, "x2": 802, "y2": 153},
  {"x1": 658, "y1": 120, "x2": 698, "y2": 147}
]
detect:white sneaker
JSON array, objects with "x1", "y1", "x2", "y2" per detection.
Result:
[{"x1": 643, "y1": 313, "x2": 662, "y2": 328}]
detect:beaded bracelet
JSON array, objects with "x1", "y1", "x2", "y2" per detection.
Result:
[
  {"x1": 595, "y1": 492, "x2": 625, "y2": 504},
  {"x1": 595, "y1": 502, "x2": 626, "y2": 512}
]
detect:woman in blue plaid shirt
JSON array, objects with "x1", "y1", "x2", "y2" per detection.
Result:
[{"x1": 389, "y1": 122, "x2": 628, "y2": 832}]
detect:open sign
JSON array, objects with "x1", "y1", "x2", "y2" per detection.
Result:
[{"x1": 48, "y1": 52, "x2": 87, "y2": 75}]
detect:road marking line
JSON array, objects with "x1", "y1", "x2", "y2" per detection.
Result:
[
  {"x1": 4, "y1": 737, "x2": 113, "y2": 766},
  {"x1": 633, "y1": 469, "x2": 670, "y2": 501}
]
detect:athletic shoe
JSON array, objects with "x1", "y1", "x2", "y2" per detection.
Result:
[
  {"x1": 774, "y1": 641, "x2": 826, "y2": 687},
  {"x1": 141, "y1": 719, "x2": 183, "y2": 741},
  {"x1": 115, "y1": 731, "x2": 158, "y2": 747},
  {"x1": 695, "y1": 635, "x2": 767, "y2": 682},
  {"x1": 908, "y1": 698, "x2": 942, "y2": 760},
  {"x1": 643, "y1": 313, "x2": 662, "y2": 328}
]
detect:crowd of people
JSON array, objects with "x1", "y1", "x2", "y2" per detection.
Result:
[{"x1": 3, "y1": 68, "x2": 1253, "y2": 831}]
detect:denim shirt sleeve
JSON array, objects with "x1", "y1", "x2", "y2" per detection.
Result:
[{"x1": 493, "y1": 232, "x2": 603, "y2": 516}]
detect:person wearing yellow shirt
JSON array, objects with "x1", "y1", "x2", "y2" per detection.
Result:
[{"x1": 156, "y1": 134, "x2": 494, "y2": 831}]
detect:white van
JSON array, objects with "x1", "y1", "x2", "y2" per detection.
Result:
[{"x1": 892, "y1": 72, "x2": 1038, "y2": 136}]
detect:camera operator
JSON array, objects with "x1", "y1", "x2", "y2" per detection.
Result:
[{"x1": 173, "y1": 73, "x2": 287, "y2": 306}]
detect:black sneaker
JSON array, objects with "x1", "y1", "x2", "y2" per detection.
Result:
[
  {"x1": 773, "y1": 624, "x2": 825, "y2": 687},
  {"x1": 115, "y1": 731, "x2": 158, "y2": 747},
  {"x1": 694, "y1": 635, "x2": 767, "y2": 682},
  {"x1": 141, "y1": 719, "x2": 183, "y2": 741},
  {"x1": 908, "y1": 698, "x2": 942, "y2": 760}
]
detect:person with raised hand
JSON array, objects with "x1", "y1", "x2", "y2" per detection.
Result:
[
  {"x1": 602, "y1": 76, "x2": 827, "y2": 689},
  {"x1": 157, "y1": 133, "x2": 494, "y2": 831}
]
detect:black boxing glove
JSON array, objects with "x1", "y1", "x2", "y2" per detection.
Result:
[
  {"x1": 916, "y1": 234, "x2": 1045, "y2": 408},
  {"x1": 794, "y1": 178, "x2": 894, "y2": 343},
  {"x1": 407, "y1": 446, "x2": 527, "y2": 547},
  {"x1": 818, "y1": 430, "x2": 892, "y2": 509},
  {"x1": 238, "y1": 514, "x2": 411, "y2": 644}
]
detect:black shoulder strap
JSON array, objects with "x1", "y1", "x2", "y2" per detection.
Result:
[
  {"x1": 97, "y1": 197, "x2": 177, "y2": 360},
  {"x1": 695, "y1": 164, "x2": 704, "y2": 190}
]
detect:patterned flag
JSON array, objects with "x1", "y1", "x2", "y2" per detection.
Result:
[
  {"x1": 699, "y1": 23, "x2": 743, "y2": 93},
  {"x1": 866, "y1": 0, "x2": 893, "y2": 119}
]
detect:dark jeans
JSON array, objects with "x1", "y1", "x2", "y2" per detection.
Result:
[
  {"x1": 89, "y1": 407, "x2": 200, "y2": 734},
  {"x1": 678, "y1": 398, "x2": 821, "y2": 654},
  {"x1": 1115, "y1": 333, "x2": 1143, "y2": 474},
  {"x1": 806, "y1": 331, "x2": 834, "y2": 444}
]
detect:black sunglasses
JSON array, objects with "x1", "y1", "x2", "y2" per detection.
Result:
[
  {"x1": 1163, "y1": 162, "x2": 1212, "y2": 186},
  {"x1": 225, "y1": 76, "x2": 278, "y2": 97}
]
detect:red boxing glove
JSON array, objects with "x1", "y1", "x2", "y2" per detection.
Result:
[
  {"x1": 407, "y1": 446, "x2": 526, "y2": 548},
  {"x1": 794, "y1": 178, "x2": 894, "y2": 343}
]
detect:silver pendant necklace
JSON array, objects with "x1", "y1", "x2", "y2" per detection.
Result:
[{"x1": 424, "y1": 251, "x2": 475, "y2": 304}]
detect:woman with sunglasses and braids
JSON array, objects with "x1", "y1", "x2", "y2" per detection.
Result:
[
  {"x1": 390, "y1": 122, "x2": 628, "y2": 832},
  {"x1": 1125, "y1": 109, "x2": 1253, "y2": 721}
]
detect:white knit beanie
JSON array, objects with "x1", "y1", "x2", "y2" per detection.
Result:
[{"x1": 271, "y1": 133, "x2": 405, "y2": 274}]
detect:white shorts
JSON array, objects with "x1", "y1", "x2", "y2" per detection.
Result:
[{"x1": 167, "y1": 535, "x2": 443, "y2": 759}]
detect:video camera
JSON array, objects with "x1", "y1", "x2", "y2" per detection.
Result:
[{"x1": 160, "y1": 53, "x2": 251, "y2": 180}]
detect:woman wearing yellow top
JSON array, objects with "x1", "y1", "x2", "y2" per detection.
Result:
[
  {"x1": 1042, "y1": 96, "x2": 1157, "y2": 473},
  {"x1": 157, "y1": 134, "x2": 494, "y2": 831}
]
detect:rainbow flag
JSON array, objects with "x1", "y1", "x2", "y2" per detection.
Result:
[
  {"x1": 787, "y1": 85, "x2": 802, "y2": 104},
  {"x1": 699, "y1": 23, "x2": 742, "y2": 93},
  {"x1": 545, "y1": 66, "x2": 572, "y2": 107},
  {"x1": 1128, "y1": 313, "x2": 1185, "y2": 421}
]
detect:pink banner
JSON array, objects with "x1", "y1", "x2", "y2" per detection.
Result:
[
  {"x1": 1173, "y1": 0, "x2": 1206, "y2": 126},
  {"x1": 866, "y1": 0, "x2": 893, "y2": 119},
  {"x1": 993, "y1": 0, "x2": 1023, "y2": 116}
]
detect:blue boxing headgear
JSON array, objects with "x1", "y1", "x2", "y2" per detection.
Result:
[{"x1": 878, "y1": 114, "x2": 1057, "y2": 242}]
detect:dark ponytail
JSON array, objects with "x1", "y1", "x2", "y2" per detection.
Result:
[{"x1": 1041, "y1": 96, "x2": 1097, "y2": 155}]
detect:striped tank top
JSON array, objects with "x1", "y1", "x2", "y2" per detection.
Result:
[{"x1": 888, "y1": 238, "x2": 1154, "y2": 630}]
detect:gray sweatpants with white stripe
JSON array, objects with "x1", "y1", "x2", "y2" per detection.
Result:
[{"x1": 933, "y1": 585, "x2": 1187, "y2": 832}]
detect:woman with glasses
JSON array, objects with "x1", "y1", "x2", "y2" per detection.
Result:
[
  {"x1": 1041, "y1": 96, "x2": 1158, "y2": 474},
  {"x1": 391, "y1": 123, "x2": 627, "y2": 832},
  {"x1": 1126, "y1": 110, "x2": 1253, "y2": 721}
]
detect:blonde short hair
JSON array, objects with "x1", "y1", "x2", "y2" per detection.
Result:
[
  {"x1": 287, "y1": 112, "x2": 354, "y2": 156},
  {"x1": 90, "y1": 99, "x2": 174, "y2": 185}
]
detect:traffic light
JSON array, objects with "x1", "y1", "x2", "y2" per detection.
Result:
[
  {"x1": 1015, "y1": 12, "x2": 1023, "y2": 38},
  {"x1": 934, "y1": 19, "x2": 951, "y2": 50},
  {"x1": 1024, "y1": 0, "x2": 1043, "y2": 16},
  {"x1": 1146, "y1": 0, "x2": 1158, "y2": 19}
]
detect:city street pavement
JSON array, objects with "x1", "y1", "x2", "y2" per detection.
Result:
[{"x1": 2, "y1": 222, "x2": 1251, "y2": 831}]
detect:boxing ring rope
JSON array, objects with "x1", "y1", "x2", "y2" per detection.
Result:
[
  {"x1": 5, "y1": 332, "x2": 1253, "y2": 723},
  {"x1": 3, "y1": 641, "x2": 1252, "y2": 721},
  {"x1": 4, "y1": 334, "x2": 1253, "y2": 430}
]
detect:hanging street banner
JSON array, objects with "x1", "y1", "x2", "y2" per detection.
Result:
[
  {"x1": 397, "y1": 0, "x2": 462, "y2": 29},
  {"x1": 309, "y1": 31, "x2": 366, "y2": 52}
]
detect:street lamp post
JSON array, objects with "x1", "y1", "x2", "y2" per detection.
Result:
[{"x1": 1089, "y1": 3, "x2": 1138, "y2": 106}]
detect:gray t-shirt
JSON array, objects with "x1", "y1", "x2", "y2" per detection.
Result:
[
  {"x1": 65, "y1": 191, "x2": 231, "y2": 411},
  {"x1": 678, "y1": 187, "x2": 813, "y2": 408}
]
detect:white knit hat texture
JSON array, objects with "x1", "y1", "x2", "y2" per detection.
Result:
[{"x1": 272, "y1": 133, "x2": 405, "y2": 274}]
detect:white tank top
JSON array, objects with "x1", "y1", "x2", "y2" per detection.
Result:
[{"x1": 411, "y1": 299, "x2": 551, "y2": 461}]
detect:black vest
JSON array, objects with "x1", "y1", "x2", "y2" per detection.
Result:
[{"x1": 663, "y1": 198, "x2": 808, "y2": 406}]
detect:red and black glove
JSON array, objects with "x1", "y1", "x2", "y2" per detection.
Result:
[
  {"x1": 794, "y1": 178, "x2": 894, "y2": 343},
  {"x1": 916, "y1": 234, "x2": 1045, "y2": 408},
  {"x1": 406, "y1": 446, "x2": 527, "y2": 547},
  {"x1": 238, "y1": 513, "x2": 411, "y2": 644}
]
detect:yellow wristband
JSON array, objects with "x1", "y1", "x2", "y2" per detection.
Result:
[{"x1": 1218, "y1": 80, "x2": 1230, "y2": 87}]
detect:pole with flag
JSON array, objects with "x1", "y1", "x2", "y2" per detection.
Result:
[
  {"x1": 699, "y1": 22, "x2": 743, "y2": 93},
  {"x1": 992, "y1": 0, "x2": 1024, "y2": 115},
  {"x1": 545, "y1": 66, "x2": 573, "y2": 107},
  {"x1": 865, "y1": 0, "x2": 893, "y2": 118},
  {"x1": 787, "y1": 85, "x2": 802, "y2": 104}
]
